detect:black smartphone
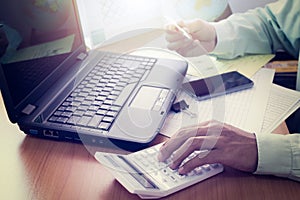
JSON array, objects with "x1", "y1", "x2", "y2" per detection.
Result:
[{"x1": 182, "y1": 71, "x2": 254, "y2": 100}]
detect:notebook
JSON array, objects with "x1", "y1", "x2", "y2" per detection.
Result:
[{"x1": 0, "y1": 0, "x2": 187, "y2": 150}]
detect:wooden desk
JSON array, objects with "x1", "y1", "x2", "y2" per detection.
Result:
[{"x1": 1, "y1": 93, "x2": 300, "y2": 200}]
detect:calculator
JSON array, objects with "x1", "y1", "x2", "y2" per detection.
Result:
[{"x1": 95, "y1": 143, "x2": 223, "y2": 199}]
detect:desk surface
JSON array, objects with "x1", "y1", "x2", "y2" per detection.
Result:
[{"x1": 1, "y1": 93, "x2": 300, "y2": 200}]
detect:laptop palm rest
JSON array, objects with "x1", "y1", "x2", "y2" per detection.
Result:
[{"x1": 111, "y1": 86, "x2": 171, "y2": 143}]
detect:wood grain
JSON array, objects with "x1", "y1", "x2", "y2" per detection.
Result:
[{"x1": 1, "y1": 91, "x2": 300, "y2": 200}]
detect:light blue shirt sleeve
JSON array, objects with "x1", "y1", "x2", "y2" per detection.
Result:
[
  {"x1": 211, "y1": 0, "x2": 300, "y2": 181},
  {"x1": 212, "y1": 0, "x2": 300, "y2": 59},
  {"x1": 255, "y1": 133, "x2": 300, "y2": 181}
]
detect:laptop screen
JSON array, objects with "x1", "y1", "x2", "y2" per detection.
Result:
[{"x1": 0, "y1": 0, "x2": 84, "y2": 108}]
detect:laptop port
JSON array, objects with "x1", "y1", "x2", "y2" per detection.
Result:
[
  {"x1": 53, "y1": 131, "x2": 59, "y2": 137},
  {"x1": 43, "y1": 130, "x2": 59, "y2": 138},
  {"x1": 29, "y1": 129, "x2": 39, "y2": 135}
]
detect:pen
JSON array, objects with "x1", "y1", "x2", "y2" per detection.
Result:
[{"x1": 164, "y1": 16, "x2": 192, "y2": 39}]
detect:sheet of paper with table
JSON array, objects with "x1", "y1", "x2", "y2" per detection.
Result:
[
  {"x1": 160, "y1": 68, "x2": 275, "y2": 137},
  {"x1": 262, "y1": 84, "x2": 300, "y2": 133}
]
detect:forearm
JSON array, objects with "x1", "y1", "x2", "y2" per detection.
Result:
[{"x1": 255, "y1": 133, "x2": 300, "y2": 182}]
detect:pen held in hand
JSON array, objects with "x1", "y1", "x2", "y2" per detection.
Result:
[{"x1": 164, "y1": 16, "x2": 192, "y2": 40}]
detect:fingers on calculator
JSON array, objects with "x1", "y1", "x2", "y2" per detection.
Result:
[{"x1": 95, "y1": 144, "x2": 223, "y2": 199}]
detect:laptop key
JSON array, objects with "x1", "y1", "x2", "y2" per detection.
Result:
[
  {"x1": 48, "y1": 116, "x2": 58, "y2": 122},
  {"x1": 73, "y1": 110, "x2": 85, "y2": 116},
  {"x1": 96, "y1": 109, "x2": 107, "y2": 115},
  {"x1": 99, "y1": 91, "x2": 110, "y2": 97},
  {"x1": 88, "y1": 115, "x2": 104, "y2": 128},
  {"x1": 77, "y1": 92, "x2": 89, "y2": 97},
  {"x1": 111, "y1": 91, "x2": 121, "y2": 96},
  {"x1": 89, "y1": 105, "x2": 99, "y2": 111},
  {"x1": 100, "y1": 104, "x2": 110, "y2": 110},
  {"x1": 67, "y1": 115, "x2": 81, "y2": 125},
  {"x1": 106, "y1": 111, "x2": 118, "y2": 118},
  {"x1": 77, "y1": 105, "x2": 89, "y2": 111},
  {"x1": 104, "y1": 100, "x2": 114, "y2": 105},
  {"x1": 85, "y1": 110, "x2": 96, "y2": 117},
  {"x1": 65, "y1": 106, "x2": 77, "y2": 112},
  {"x1": 57, "y1": 116, "x2": 69, "y2": 124},
  {"x1": 61, "y1": 111, "x2": 73, "y2": 118},
  {"x1": 92, "y1": 100, "x2": 103, "y2": 106},
  {"x1": 70, "y1": 101, "x2": 81, "y2": 107},
  {"x1": 77, "y1": 116, "x2": 92, "y2": 126},
  {"x1": 102, "y1": 116, "x2": 114, "y2": 123},
  {"x1": 107, "y1": 94, "x2": 118, "y2": 100},
  {"x1": 85, "y1": 95, "x2": 96, "y2": 101},
  {"x1": 96, "y1": 96, "x2": 106, "y2": 101},
  {"x1": 53, "y1": 111, "x2": 63, "y2": 116},
  {"x1": 98, "y1": 122, "x2": 111, "y2": 131},
  {"x1": 110, "y1": 105, "x2": 121, "y2": 112}
]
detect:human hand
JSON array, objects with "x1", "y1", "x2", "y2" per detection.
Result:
[
  {"x1": 165, "y1": 19, "x2": 217, "y2": 57},
  {"x1": 158, "y1": 120, "x2": 258, "y2": 174}
]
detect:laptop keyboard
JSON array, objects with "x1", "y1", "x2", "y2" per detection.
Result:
[{"x1": 48, "y1": 53, "x2": 156, "y2": 132}]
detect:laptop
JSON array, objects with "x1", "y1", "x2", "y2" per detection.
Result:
[{"x1": 0, "y1": 0, "x2": 187, "y2": 150}]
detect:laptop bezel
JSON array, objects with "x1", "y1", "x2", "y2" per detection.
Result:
[{"x1": 0, "y1": 0, "x2": 88, "y2": 124}]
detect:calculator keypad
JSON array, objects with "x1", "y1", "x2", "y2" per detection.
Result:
[{"x1": 128, "y1": 144, "x2": 222, "y2": 189}]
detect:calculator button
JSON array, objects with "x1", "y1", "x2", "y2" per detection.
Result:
[
  {"x1": 169, "y1": 175, "x2": 178, "y2": 182},
  {"x1": 187, "y1": 170, "x2": 196, "y2": 176},
  {"x1": 162, "y1": 168, "x2": 169, "y2": 175},
  {"x1": 145, "y1": 147, "x2": 157, "y2": 154},
  {"x1": 174, "y1": 172, "x2": 186, "y2": 180},
  {"x1": 202, "y1": 164, "x2": 211, "y2": 172},
  {"x1": 211, "y1": 163, "x2": 221, "y2": 168},
  {"x1": 194, "y1": 167, "x2": 203, "y2": 175}
]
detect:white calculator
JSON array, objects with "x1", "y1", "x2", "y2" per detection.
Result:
[{"x1": 95, "y1": 143, "x2": 223, "y2": 199}]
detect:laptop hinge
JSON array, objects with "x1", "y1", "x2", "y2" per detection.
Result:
[
  {"x1": 77, "y1": 52, "x2": 88, "y2": 61},
  {"x1": 21, "y1": 104, "x2": 37, "y2": 115}
]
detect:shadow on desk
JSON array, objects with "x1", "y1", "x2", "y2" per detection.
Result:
[{"x1": 16, "y1": 136, "x2": 300, "y2": 200}]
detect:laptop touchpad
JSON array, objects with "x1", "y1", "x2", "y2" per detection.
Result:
[{"x1": 130, "y1": 86, "x2": 167, "y2": 110}]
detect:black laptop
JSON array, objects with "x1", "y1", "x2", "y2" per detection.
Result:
[{"x1": 0, "y1": 0, "x2": 187, "y2": 149}]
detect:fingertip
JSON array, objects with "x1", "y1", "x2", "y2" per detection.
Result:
[
  {"x1": 157, "y1": 145, "x2": 167, "y2": 162},
  {"x1": 169, "y1": 163, "x2": 177, "y2": 170},
  {"x1": 165, "y1": 24, "x2": 177, "y2": 32},
  {"x1": 157, "y1": 152, "x2": 163, "y2": 162},
  {"x1": 177, "y1": 20, "x2": 185, "y2": 27},
  {"x1": 178, "y1": 166, "x2": 187, "y2": 175}
]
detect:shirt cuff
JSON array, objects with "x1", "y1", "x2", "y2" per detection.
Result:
[
  {"x1": 210, "y1": 21, "x2": 238, "y2": 59},
  {"x1": 254, "y1": 133, "x2": 292, "y2": 177}
]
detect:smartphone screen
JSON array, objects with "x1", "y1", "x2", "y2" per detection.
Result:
[{"x1": 182, "y1": 71, "x2": 254, "y2": 100}]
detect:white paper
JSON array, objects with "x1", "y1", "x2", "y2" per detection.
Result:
[
  {"x1": 261, "y1": 84, "x2": 300, "y2": 133},
  {"x1": 160, "y1": 68, "x2": 275, "y2": 137}
]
